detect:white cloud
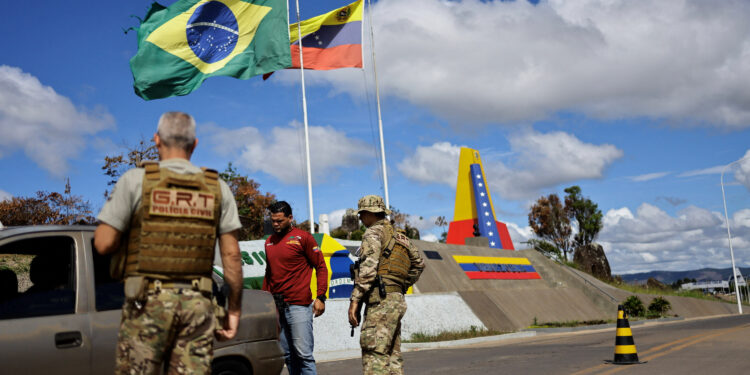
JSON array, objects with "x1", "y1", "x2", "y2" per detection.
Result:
[
  {"x1": 630, "y1": 172, "x2": 670, "y2": 182},
  {"x1": 0, "y1": 189, "x2": 11, "y2": 201},
  {"x1": 205, "y1": 121, "x2": 369, "y2": 184},
  {"x1": 640, "y1": 253, "x2": 658, "y2": 263},
  {"x1": 397, "y1": 142, "x2": 459, "y2": 186},
  {"x1": 506, "y1": 222, "x2": 534, "y2": 248},
  {"x1": 311, "y1": 0, "x2": 750, "y2": 128},
  {"x1": 732, "y1": 150, "x2": 750, "y2": 190},
  {"x1": 678, "y1": 165, "x2": 725, "y2": 177},
  {"x1": 676, "y1": 149, "x2": 750, "y2": 191},
  {"x1": 599, "y1": 203, "x2": 750, "y2": 274},
  {"x1": 326, "y1": 209, "x2": 347, "y2": 229},
  {"x1": 421, "y1": 233, "x2": 439, "y2": 242},
  {"x1": 404, "y1": 215, "x2": 438, "y2": 233},
  {"x1": 0, "y1": 65, "x2": 114, "y2": 176},
  {"x1": 398, "y1": 130, "x2": 622, "y2": 199},
  {"x1": 603, "y1": 207, "x2": 635, "y2": 228}
]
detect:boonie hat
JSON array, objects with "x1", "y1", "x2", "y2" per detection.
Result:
[{"x1": 357, "y1": 195, "x2": 391, "y2": 215}]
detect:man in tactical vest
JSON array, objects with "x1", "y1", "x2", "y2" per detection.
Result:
[
  {"x1": 94, "y1": 112, "x2": 243, "y2": 374},
  {"x1": 348, "y1": 195, "x2": 425, "y2": 375}
]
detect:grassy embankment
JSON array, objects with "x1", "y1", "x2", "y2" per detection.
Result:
[{"x1": 404, "y1": 326, "x2": 508, "y2": 343}]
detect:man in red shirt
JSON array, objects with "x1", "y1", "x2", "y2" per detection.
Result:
[{"x1": 262, "y1": 201, "x2": 328, "y2": 375}]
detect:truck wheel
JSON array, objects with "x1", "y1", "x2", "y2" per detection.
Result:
[{"x1": 212, "y1": 359, "x2": 252, "y2": 375}]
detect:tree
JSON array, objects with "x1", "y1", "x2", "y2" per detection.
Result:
[
  {"x1": 647, "y1": 296, "x2": 672, "y2": 318},
  {"x1": 350, "y1": 225, "x2": 366, "y2": 241},
  {"x1": 529, "y1": 194, "x2": 573, "y2": 261},
  {"x1": 219, "y1": 163, "x2": 276, "y2": 240},
  {"x1": 435, "y1": 216, "x2": 448, "y2": 243},
  {"x1": 390, "y1": 207, "x2": 420, "y2": 240},
  {"x1": 622, "y1": 295, "x2": 645, "y2": 318},
  {"x1": 102, "y1": 136, "x2": 158, "y2": 198},
  {"x1": 670, "y1": 278, "x2": 696, "y2": 290},
  {"x1": 0, "y1": 179, "x2": 95, "y2": 225},
  {"x1": 564, "y1": 186, "x2": 603, "y2": 248}
]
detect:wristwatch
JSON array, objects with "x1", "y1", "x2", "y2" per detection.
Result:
[{"x1": 316, "y1": 294, "x2": 327, "y2": 303}]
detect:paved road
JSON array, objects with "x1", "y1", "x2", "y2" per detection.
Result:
[{"x1": 315, "y1": 314, "x2": 750, "y2": 374}]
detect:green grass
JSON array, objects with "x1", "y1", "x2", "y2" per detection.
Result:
[
  {"x1": 404, "y1": 326, "x2": 507, "y2": 343},
  {"x1": 0, "y1": 254, "x2": 32, "y2": 274},
  {"x1": 527, "y1": 319, "x2": 613, "y2": 329},
  {"x1": 606, "y1": 280, "x2": 727, "y2": 303}
]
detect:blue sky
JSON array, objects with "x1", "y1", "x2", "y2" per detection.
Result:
[{"x1": 2, "y1": 0, "x2": 750, "y2": 274}]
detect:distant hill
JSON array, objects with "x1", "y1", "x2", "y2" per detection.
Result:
[{"x1": 619, "y1": 267, "x2": 750, "y2": 284}]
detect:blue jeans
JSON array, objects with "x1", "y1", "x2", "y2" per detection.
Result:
[{"x1": 279, "y1": 303, "x2": 316, "y2": 375}]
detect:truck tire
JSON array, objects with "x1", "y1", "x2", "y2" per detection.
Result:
[{"x1": 212, "y1": 359, "x2": 252, "y2": 375}]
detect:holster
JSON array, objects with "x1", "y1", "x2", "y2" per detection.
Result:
[
  {"x1": 124, "y1": 276, "x2": 148, "y2": 302},
  {"x1": 349, "y1": 261, "x2": 360, "y2": 282},
  {"x1": 366, "y1": 276, "x2": 385, "y2": 305},
  {"x1": 273, "y1": 293, "x2": 288, "y2": 311},
  {"x1": 366, "y1": 276, "x2": 405, "y2": 305}
]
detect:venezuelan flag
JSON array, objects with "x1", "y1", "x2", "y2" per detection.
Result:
[
  {"x1": 290, "y1": 0, "x2": 363, "y2": 70},
  {"x1": 130, "y1": 0, "x2": 291, "y2": 100},
  {"x1": 453, "y1": 255, "x2": 542, "y2": 280}
]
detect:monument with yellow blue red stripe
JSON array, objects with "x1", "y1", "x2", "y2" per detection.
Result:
[{"x1": 447, "y1": 147, "x2": 515, "y2": 249}]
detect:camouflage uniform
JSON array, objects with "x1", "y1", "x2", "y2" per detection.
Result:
[
  {"x1": 350, "y1": 195, "x2": 425, "y2": 375},
  {"x1": 116, "y1": 289, "x2": 214, "y2": 374},
  {"x1": 98, "y1": 159, "x2": 241, "y2": 375}
]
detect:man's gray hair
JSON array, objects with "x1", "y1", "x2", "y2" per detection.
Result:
[{"x1": 157, "y1": 112, "x2": 196, "y2": 151}]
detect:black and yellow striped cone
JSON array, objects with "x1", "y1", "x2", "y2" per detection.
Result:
[{"x1": 612, "y1": 305, "x2": 642, "y2": 365}]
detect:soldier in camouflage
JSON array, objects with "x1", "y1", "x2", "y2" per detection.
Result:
[
  {"x1": 348, "y1": 195, "x2": 425, "y2": 375},
  {"x1": 94, "y1": 112, "x2": 243, "y2": 374}
]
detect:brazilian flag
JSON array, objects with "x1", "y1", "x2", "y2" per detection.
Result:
[{"x1": 130, "y1": 0, "x2": 291, "y2": 100}]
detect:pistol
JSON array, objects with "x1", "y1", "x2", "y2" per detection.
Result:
[
  {"x1": 377, "y1": 275, "x2": 386, "y2": 298},
  {"x1": 350, "y1": 326, "x2": 355, "y2": 337},
  {"x1": 272, "y1": 293, "x2": 288, "y2": 311}
]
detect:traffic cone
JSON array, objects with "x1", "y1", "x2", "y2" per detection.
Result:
[{"x1": 612, "y1": 305, "x2": 642, "y2": 365}]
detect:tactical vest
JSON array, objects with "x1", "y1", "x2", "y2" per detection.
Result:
[
  {"x1": 365, "y1": 225, "x2": 412, "y2": 304},
  {"x1": 111, "y1": 162, "x2": 222, "y2": 281}
]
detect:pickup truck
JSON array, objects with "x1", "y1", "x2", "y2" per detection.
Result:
[{"x1": 0, "y1": 225, "x2": 284, "y2": 374}]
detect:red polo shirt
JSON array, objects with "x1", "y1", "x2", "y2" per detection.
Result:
[{"x1": 262, "y1": 227, "x2": 328, "y2": 305}]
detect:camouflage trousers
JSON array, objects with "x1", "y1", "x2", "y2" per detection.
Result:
[
  {"x1": 115, "y1": 288, "x2": 214, "y2": 375},
  {"x1": 360, "y1": 293, "x2": 407, "y2": 375}
]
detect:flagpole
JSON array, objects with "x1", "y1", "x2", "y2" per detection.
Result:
[
  {"x1": 295, "y1": 0, "x2": 315, "y2": 233},
  {"x1": 366, "y1": 0, "x2": 390, "y2": 211}
]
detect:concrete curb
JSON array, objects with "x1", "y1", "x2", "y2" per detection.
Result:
[
  {"x1": 521, "y1": 316, "x2": 686, "y2": 334},
  {"x1": 402, "y1": 331, "x2": 537, "y2": 350}
]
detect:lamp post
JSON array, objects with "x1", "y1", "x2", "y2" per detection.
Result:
[{"x1": 720, "y1": 155, "x2": 749, "y2": 314}]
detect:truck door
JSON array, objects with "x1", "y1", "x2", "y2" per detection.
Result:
[
  {"x1": 84, "y1": 231, "x2": 125, "y2": 374},
  {"x1": 0, "y1": 233, "x2": 91, "y2": 374}
]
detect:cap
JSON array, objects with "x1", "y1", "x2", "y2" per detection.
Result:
[{"x1": 357, "y1": 195, "x2": 391, "y2": 215}]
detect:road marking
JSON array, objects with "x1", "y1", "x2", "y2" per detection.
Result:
[{"x1": 571, "y1": 323, "x2": 750, "y2": 375}]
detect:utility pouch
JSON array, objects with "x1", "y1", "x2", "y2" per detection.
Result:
[
  {"x1": 124, "y1": 276, "x2": 147, "y2": 301},
  {"x1": 110, "y1": 248, "x2": 127, "y2": 281},
  {"x1": 273, "y1": 293, "x2": 288, "y2": 311},
  {"x1": 195, "y1": 277, "x2": 213, "y2": 295},
  {"x1": 350, "y1": 260, "x2": 360, "y2": 282},
  {"x1": 366, "y1": 277, "x2": 383, "y2": 305},
  {"x1": 377, "y1": 275, "x2": 387, "y2": 298}
]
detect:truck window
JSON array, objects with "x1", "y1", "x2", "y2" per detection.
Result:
[
  {"x1": 91, "y1": 240, "x2": 125, "y2": 311},
  {"x1": 0, "y1": 236, "x2": 76, "y2": 319}
]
